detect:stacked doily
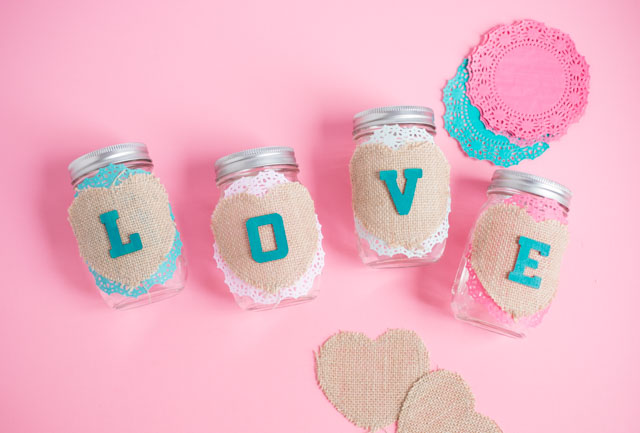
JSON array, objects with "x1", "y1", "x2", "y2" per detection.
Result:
[{"x1": 443, "y1": 20, "x2": 590, "y2": 166}]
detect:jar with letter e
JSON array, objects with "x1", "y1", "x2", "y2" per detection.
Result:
[{"x1": 451, "y1": 170, "x2": 571, "y2": 337}]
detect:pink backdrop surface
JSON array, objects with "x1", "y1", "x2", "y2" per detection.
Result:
[{"x1": 1, "y1": 0, "x2": 638, "y2": 432}]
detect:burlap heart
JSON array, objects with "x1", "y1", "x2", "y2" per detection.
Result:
[
  {"x1": 350, "y1": 142, "x2": 450, "y2": 250},
  {"x1": 211, "y1": 182, "x2": 318, "y2": 293},
  {"x1": 68, "y1": 173, "x2": 176, "y2": 289},
  {"x1": 316, "y1": 330, "x2": 429, "y2": 432},
  {"x1": 398, "y1": 370, "x2": 502, "y2": 433},
  {"x1": 471, "y1": 203, "x2": 569, "y2": 319}
]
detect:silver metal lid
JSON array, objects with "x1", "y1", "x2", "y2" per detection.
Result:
[
  {"x1": 488, "y1": 169, "x2": 572, "y2": 209},
  {"x1": 214, "y1": 146, "x2": 297, "y2": 182},
  {"x1": 68, "y1": 142, "x2": 151, "y2": 183},
  {"x1": 353, "y1": 105, "x2": 436, "y2": 134}
]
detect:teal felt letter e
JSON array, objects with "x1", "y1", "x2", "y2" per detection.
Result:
[
  {"x1": 379, "y1": 168, "x2": 423, "y2": 215},
  {"x1": 246, "y1": 213, "x2": 289, "y2": 263},
  {"x1": 99, "y1": 210, "x2": 143, "y2": 259},
  {"x1": 508, "y1": 236, "x2": 551, "y2": 289}
]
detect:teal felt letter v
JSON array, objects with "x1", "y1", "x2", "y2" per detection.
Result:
[
  {"x1": 379, "y1": 168, "x2": 423, "y2": 215},
  {"x1": 99, "y1": 210, "x2": 143, "y2": 259}
]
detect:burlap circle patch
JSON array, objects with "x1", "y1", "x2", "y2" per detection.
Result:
[
  {"x1": 471, "y1": 203, "x2": 569, "y2": 318},
  {"x1": 68, "y1": 173, "x2": 176, "y2": 289},
  {"x1": 398, "y1": 370, "x2": 502, "y2": 433},
  {"x1": 211, "y1": 182, "x2": 318, "y2": 293},
  {"x1": 315, "y1": 329, "x2": 429, "y2": 432},
  {"x1": 350, "y1": 142, "x2": 450, "y2": 249}
]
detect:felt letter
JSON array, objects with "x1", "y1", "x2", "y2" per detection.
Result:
[
  {"x1": 379, "y1": 168, "x2": 423, "y2": 215},
  {"x1": 246, "y1": 213, "x2": 289, "y2": 263},
  {"x1": 508, "y1": 235, "x2": 551, "y2": 289},
  {"x1": 99, "y1": 210, "x2": 143, "y2": 259}
]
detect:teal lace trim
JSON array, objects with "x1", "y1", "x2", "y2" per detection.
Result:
[
  {"x1": 76, "y1": 163, "x2": 183, "y2": 298},
  {"x1": 443, "y1": 59, "x2": 549, "y2": 167}
]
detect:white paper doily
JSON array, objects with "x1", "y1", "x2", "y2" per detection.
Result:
[{"x1": 354, "y1": 198, "x2": 450, "y2": 258}]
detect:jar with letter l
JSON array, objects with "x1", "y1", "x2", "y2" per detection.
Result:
[{"x1": 67, "y1": 143, "x2": 186, "y2": 309}]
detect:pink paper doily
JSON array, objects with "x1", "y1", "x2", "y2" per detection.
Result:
[{"x1": 467, "y1": 20, "x2": 589, "y2": 145}]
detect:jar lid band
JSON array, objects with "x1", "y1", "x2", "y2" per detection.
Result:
[
  {"x1": 68, "y1": 142, "x2": 151, "y2": 184},
  {"x1": 353, "y1": 105, "x2": 436, "y2": 134},
  {"x1": 488, "y1": 169, "x2": 572, "y2": 209},
  {"x1": 214, "y1": 146, "x2": 297, "y2": 182}
]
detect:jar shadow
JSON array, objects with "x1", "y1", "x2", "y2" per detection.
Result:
[
  {"x1": 310, "y1": 113, "x2": 362, "y2": 264},
  {"x1": 177, "y1": 153, "x2": 234, "y2": 304},
  {"x1": 413, "y1": 174, "x2": 488, "y2": 317}
]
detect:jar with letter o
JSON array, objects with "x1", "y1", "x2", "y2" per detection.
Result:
[{"x1": 211, "y1": 147, "x2": 324, "y2": 310}]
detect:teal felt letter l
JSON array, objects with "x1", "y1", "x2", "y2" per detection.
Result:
[
  {"x1": 379, "y1": 168, "x2": 423, "y2": 215},
  {"x1": 99, "y1": 210, "x2": 143, "y2": 259}
]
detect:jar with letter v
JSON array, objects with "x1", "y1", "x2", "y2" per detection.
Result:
[{"x1": 350, "y1": 106, "x2": 451, "y2": 267}]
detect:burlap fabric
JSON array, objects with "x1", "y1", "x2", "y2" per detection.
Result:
[
  {"x1": 68, "y1": 173, "x2": 176, "y2": 289},
  {"x1": 471, "y1": 203, "x2": 569, "y2": 318},
  {"x1": 350, "y1": 142, "x2": 450, "y2": 249},
  {"x1": 211, "y1": 182, "x2": 318, "y2": 293},
  {"x1": 398, "y1": 370, "x2": 502, "y2": 433},
  {"x1": 315, "y1": 329, "x2": 429, "y2": 432}
]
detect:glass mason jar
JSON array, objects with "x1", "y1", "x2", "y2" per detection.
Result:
[
  {"x1": 350, "y1": 106, "x2": 451, "y2": 268},
  {"x1": 451, "y1": 170, "x2": 571, "y2": 338},
  {"x1": 67, "y1": 143, "x2": 187, "y2": 309},
  {"x1": 211, "y1": 147, "x2": 324, "y2": 311}
]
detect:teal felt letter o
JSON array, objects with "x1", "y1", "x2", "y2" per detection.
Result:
[
  {"x1": 99, "y1": 210, "x2": 143, "y2": 259},
  {"x1": 246, "y1": 213, "x2": 289, "y2": 263}
]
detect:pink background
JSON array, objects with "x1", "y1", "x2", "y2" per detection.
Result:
[{"x1": 1, "y1": 0, "x2": 638, "y2": 432}]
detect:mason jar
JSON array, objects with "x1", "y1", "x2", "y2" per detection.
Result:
[
  {"x1": 211, "y1": 147, "x2": 324, "y2": 311},
  {"x1": 451, "y1": 169, "x2": 571, "y2": 337},
  {"x1": 350, "y1": 106, "x2": 451, "y2": 268},
  {"x1": 67, "y1": 142, "x2": 187, "y2": 309}
]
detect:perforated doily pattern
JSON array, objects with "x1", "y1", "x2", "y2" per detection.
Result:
[
  {"x1": 89, "y1": 227, "x2": 183, "y2": 298},
  {"x1": 467, "y1": 20, "x2": 590, "y2": 144},
  {"x1": 213, "y1": 170, "x2": 325, "y2": 305},
  {"x1": 354, "y1": 198, "x2": 450, "y2": 259},
  {"x1": 465, "y1": 193, "x2": 568, "y2": 325},
  {"x1": 444, "y1": 59, "x2": 549, "y2": 166},
  {"x1": 223, "y1": 169, "x2": 290, "y2": 198},
  {"x1": 355, "y1": 125, "x2": 450, "y2": 257},
  {"x1": 359, "y1": 124, "x2": 435, "y2": 150},
  {"x1": 75, "y1": 163, "x2": 149, "y2": 196},
  {"x1": 75, "y1": 164, "x2": 183, "y2": 298}
]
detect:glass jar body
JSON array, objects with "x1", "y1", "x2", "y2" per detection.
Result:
[
  {"x1": 214, "y1": 165, "x2": 322, "y2": 311},
  {"x1": 351, "y1": 124, "x2": 449, "y2": 268},
  {"x1": 71, "y1": 160, "x2": 187, "y2": 310},
  {"x1": 451, "y1": 190, "x2": 569, "y2": 337}
]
